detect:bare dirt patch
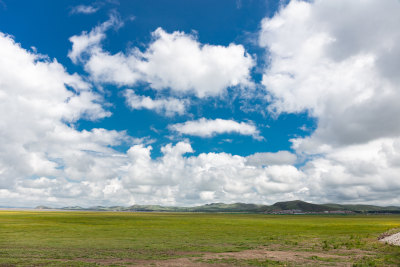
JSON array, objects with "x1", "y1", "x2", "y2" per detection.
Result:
[
  {"x1": 207, "y1": 249, "x2": 345, "y2": 260},
  {"x1": 200, "y1": 249, "x2": 356, "y2": 266},
  {"x1": 71, "y1": 247, "x2": 374, "y2": 266}
]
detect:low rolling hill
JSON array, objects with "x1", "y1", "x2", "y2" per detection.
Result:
[{"x1": 35, "y1": 200, "x2": 400, "y2": 213}]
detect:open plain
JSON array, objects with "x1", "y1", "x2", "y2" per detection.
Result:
[{"x1": 1, "y1": 211, "x2": 400, "y2": 266}]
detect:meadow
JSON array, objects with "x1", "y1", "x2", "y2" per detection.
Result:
[{"x1": 1, "y1": 211, "x2": 400, "y2": 266}]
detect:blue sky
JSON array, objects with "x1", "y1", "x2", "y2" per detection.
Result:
[{"x1": 1, "y1": 0, "x2": 400, "y2": 207}]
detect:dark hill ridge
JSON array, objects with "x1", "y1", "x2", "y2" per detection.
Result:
[
  {"x1": 190, "y1": 202, "x2": 267, "y2": 212},
  {"x1": 271, "y1": 200, "x2": 337, "y2": 212},
  {"x1": 35, "y1": 200, "x2": 400, "y2": 213},
  {"x1": 323, "y1": 203, "x2": 400, "y2": 213}
]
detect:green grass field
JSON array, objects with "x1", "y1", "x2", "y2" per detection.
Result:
[{"x1": 1, "y1": 211, "x2": 400, "y2": 266}]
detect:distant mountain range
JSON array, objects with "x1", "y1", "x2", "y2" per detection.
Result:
[{"x1": 35, "y1": 200, "x2": 400, "y2": 214}]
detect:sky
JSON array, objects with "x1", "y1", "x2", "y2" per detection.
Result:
[{"x1": 1, "y1": 0, "x2": 400, "y2": 207}]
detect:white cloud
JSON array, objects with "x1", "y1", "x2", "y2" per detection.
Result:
[
  {"x1": 301, "y1": 138, "x2": 400, "y2": 205},
  {"x1": 1, "y1": 141, "x2": 309, "y2": 207},
  {"x1": 260, "y1": 0, "x2": 400, "y2": 148},
  {"x1": 136, "y1": 28, "x2": 255, "y2": 97},
  {"x1": 83, "y1": 49, "x2": 142, "y2": 85},
  {"x1": 0, "y1": 32, "x2": 129, "y2": 202},
  {"x1": 1, "y1": 31, "x2": 306, "y2": 208},
  {"x1": 169, "y1": 118, "x2": 262, "y2": 140},
  {"x1": 70, "y1": 1, "x2": 120, "y2": 15},
  {"x1": 257, "y1": 0, "x2": 400, "y2": 205},
  {"x1": 120, "y1": 142, "x2": 306, "y2": 205},
  {"x1": 69, "y1": 19, "x2": 255, "y2": 97},
  {"x1": 68, "y1": 12, "x2": 123, "y2": 64},
  {"x1": 246, "y1": 151, "x2": 297, "y2": 166},
  {"x1": 124, "y1": 89, "x2": 187, "y2": 116},
  {"x1": 70, "y1": 5, "x2": 100, "y2": 15}
]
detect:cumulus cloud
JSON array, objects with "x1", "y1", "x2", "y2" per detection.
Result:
[
  {"x1": 258, "y1": 0, "x2": 400, "y2": 205},
  {"x1": 169, "y1": 118, "x2": 262, "y2": 140},
  {"x1": 134, "y1": 28, "x2": 255, "y2": 97},
  {"x1": 301, "y1": 138, "x2": 400, "y2": 205},
  {"x1": 0, "y1": 30, "x2": 307, "y2": 208},
  {"x1": 83, "y1": 48, "x2": 142, "y2": 86},
  {"x1": 69, "y1": 17, "x2": 255, "y2": 97},
  {"x1": 120, "y1": 142, "x2": 306, "y2": 205},
  {"x1": 1, "y1": 141, "x2": 309, "y2": 207},
  {"x1": 124, "y1": 89, "x2": 187, "y2": 116},
  {"x1": 246, "y1": 151, "x2": 297, "y2": 166},
  {"x1": 0, "y1": 32, "x2": 129, "y2": 203},
  {"x1": 260, "y1": 0, "x2": 400, "y2": 148}
]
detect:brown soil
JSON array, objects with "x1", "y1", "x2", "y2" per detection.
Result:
[{"x1": 70, "y1": 246, "x2": 374, "y2": 266}]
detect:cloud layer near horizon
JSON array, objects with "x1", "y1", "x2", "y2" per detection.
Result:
[{"x1": 1, "y1": 0, "x2": 400, "y2": 207}]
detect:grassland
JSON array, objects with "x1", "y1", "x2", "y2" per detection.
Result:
[{"x1": 1, "y1": 211, "x2": 400, "y2": 266}]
